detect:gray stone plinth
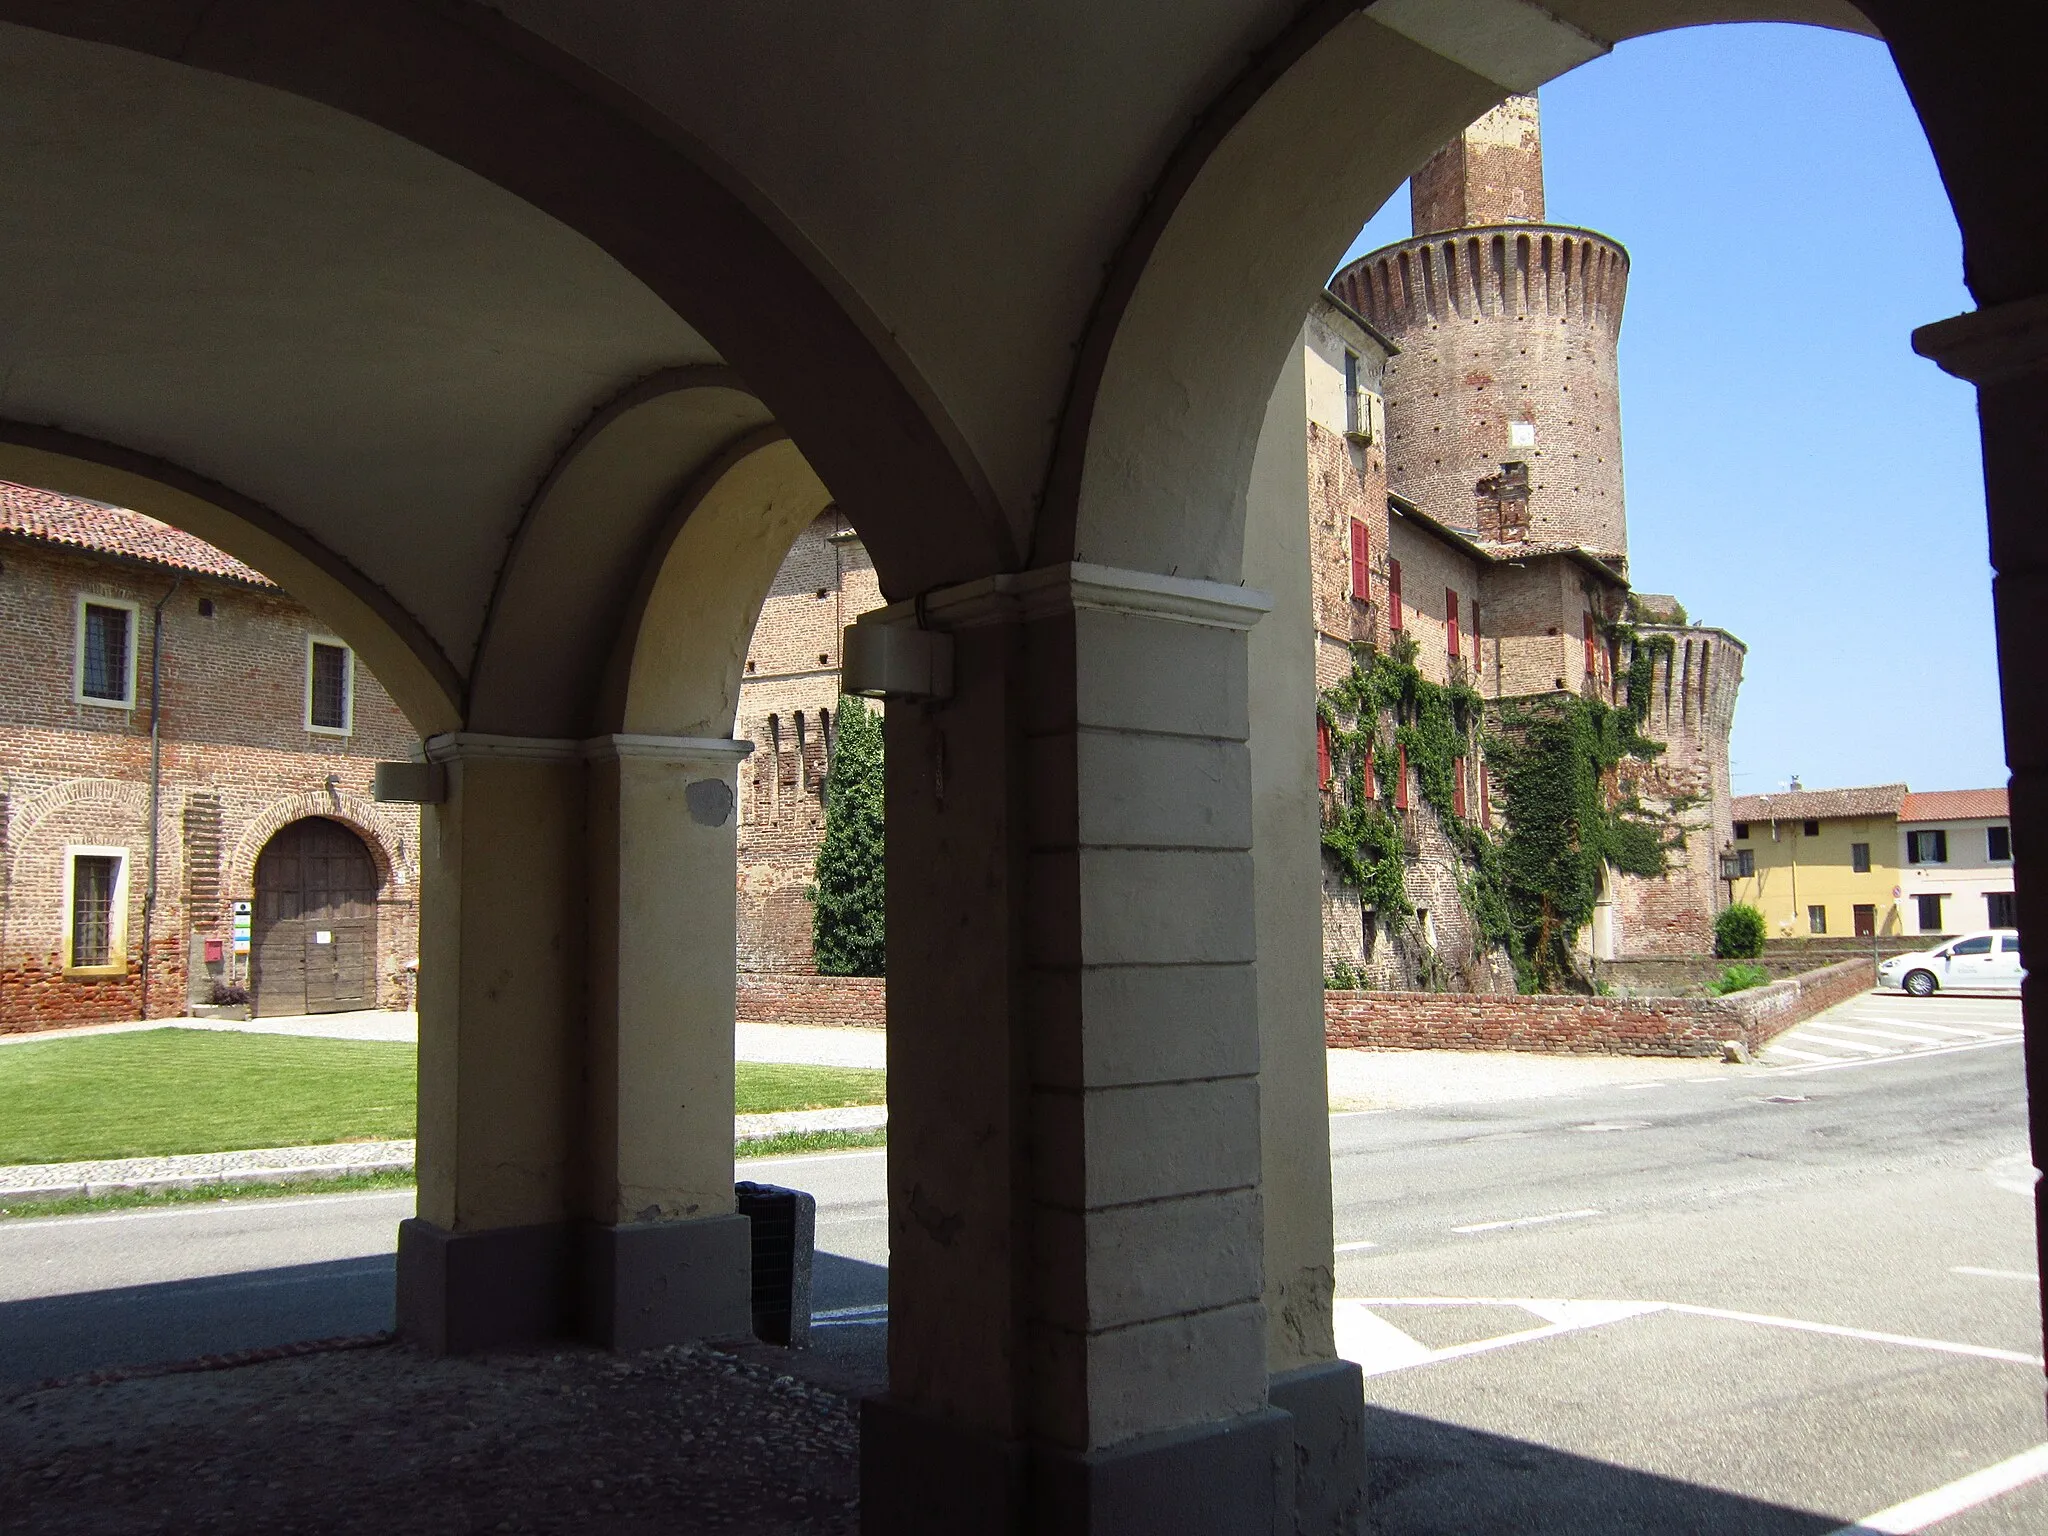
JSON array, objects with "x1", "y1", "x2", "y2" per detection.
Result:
[
  {"x1": 396, "y1": 1217, "x2": 573, "y2": 1355},
  {"x1": 576, "y1": 1213, "x2": 754, "y2": 1350},
  {"x1": 1270, "y1": 1358, "x2": 1367, "y2": 1534}
]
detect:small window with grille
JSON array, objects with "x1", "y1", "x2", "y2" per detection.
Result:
[
  {"x1": 306, "y1": 638, "x2": 354, "y2": 734},
  {"x1": 63, "y1": 847, "x2": 126, "y2": 973},
  {"x1": 75, "y1": 597, "x2": 138, "y2": 707}
]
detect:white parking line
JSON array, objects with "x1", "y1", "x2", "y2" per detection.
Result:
[
  {"x1": 1334, "y1": 1240, "x2": 1379, "y2": 1252},
  {"x1": 1829, "y1": 1442, "x2": 2048, "y2": 1534},
  {"x1": 1777, "y1": 1036, "x2": 2019, "y2": 1076},
  {"x1": 1952, "y1": 1266, "x2": 2039, "y2": 1282},
  {"x1": 1768, "y1": 1044, "x2": 1852, "y2": 1063},
  {"x1": 1791, "y1": 1030, "x2": 1895, "y2": 1055},
  {"x1": 1799, "y1": 1023, "x2": 1949, "y2": 1047},
  {"x1": 1662, "y1": 1303, "x2": 2044, "y2": 1367},
  {"x1": 1451, "y1": 1208, "x2": 1601, "y2": 1235}
]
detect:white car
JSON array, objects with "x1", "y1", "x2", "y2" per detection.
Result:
[{"x1": 1877, "y1": 929, "x2": 2024, "y2": 996}]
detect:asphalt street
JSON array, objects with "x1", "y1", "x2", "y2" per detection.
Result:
[{"x1": 2, "y1": 1003, "x2": 2040, "y2": 1532}]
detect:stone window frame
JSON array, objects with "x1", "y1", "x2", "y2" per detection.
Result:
[
  {"x1": 304, "y1": 634, "x2": 356, "y2": 737},
  {"x1": 61, "y1": 843, "x2": 130, "y2": 977},
  {"x1": 73, "y1": 593, "x2": 140, "y2": 710}
]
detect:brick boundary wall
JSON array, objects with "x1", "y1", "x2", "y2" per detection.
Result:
[
  {"x1": 1325, "y1": 959, "x2": 1873, "y2": 1058},
  {"x1": 737, "y1": 973, "x2": 885, "y2": 1030}
]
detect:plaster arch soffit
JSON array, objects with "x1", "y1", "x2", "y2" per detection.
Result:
[
  {"x1": 0, "y1": 424, "x2": 462, "y2": 735},
  {"x1": 0, "y1": 0, "x2": 1013, "y2": 597},
  {"x1": 1036, "y1": 0, "x2": 1876, "y2": 580},
  {"x1": 612, "y1": 431, "x2": 835, "y2": 741},
  {"x1": 466, "y1": 366, "x2": 774, "y2": 735}
]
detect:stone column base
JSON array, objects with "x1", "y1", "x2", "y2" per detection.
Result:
[
  {"x1": 397, "y1": 1214, "x2": 754, "y2": 1355},
  {"x1": 860, "y1": 1398, "x2": 1295, "y2": 1536},
  {"x1": 397, "y1": 1217, "x2": 572, "y2": 1355},
  {"x1": 1270, "y1": 1358, "x2": 1367, "y2": 1535},
  {"x1": 576, "y1": 1213, "x2": 753, "y2": 1350}
]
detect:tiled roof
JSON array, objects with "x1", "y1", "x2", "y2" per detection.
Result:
[
  {"x1": 1899, "y1": 788, "x2": 2008, "y2": 823},
  {"x1": 0, "y1": 480, "x2": 274, "y2": 588},
  {"x1": 1731, "y1": 784, "x2": 1908, "y2": 823}
]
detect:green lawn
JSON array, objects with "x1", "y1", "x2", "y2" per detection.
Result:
[{"x1": 0, "y1": 1030, "x2": 886, "y2": 1165}]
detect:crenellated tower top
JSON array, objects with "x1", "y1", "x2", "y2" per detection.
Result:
[{"x1": 1411, "y1": 94, "x2": 1546, "y2": 235}]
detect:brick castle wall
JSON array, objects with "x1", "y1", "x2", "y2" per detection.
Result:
[
  {"x1": 737, "y1": 972, "x2": 885, "y2": 1029},
  {"x1": 0, "y1": 540, "x2": 420, "y2": 1030},
  {"x1": 1325, "y1": 958, "x2": 1869, "y2": 1057}
]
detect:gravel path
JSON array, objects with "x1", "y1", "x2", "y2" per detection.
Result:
[{"x1": 1, "y1": 1338, "x2": 859, "y2": 1534}]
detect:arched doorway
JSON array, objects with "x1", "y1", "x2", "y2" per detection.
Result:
[{"x1": 251, "y1": 817, "x2": 380, "y2": 1017}]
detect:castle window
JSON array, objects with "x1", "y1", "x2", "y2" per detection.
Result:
[
  {"x1": 1582, "y1": 613, "x2": 1598, "y2": 680},
  {"x1": 1394, "y1": 744, "x2": 1409, "y2": 810},
  {"x1": 1446, "y1": 590, "x2": 1460, "y2": 659},
  {"x1": 1387, "y1": 559, "x2": 1403, "y2": 631},
  {"x1": 1316, "y1": 719, "x2": 1332, "y2": 789},
  {"x1": 75, "y1": 597, "x2": 138, "y2": 707},
  {"x1": 62, "y1": 847, "x2": 127, "y2": 974},
  {"x1": 1469, "y1": 599, "x2": 1480, "y2": 655},
  {"x1": 1363, "y1": 745, "x2": 1377, "y2": 801},
  {"x1": 306, "y1": 638, "x2": 354, "y2": 734},
  {"x1": 1452, "y1": 755, "x2": 1467, "y2": 819},
  {"x1": 1343, "y1": 350, "x2": 1362, "y2": 436},
  {"x1": 1349, "y1": 520, "x2": 1369, "y2": 601}
]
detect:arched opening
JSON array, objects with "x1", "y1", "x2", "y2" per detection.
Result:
[{"x1": 250, "y1": 817, "x2": 383, "y2": 1016}]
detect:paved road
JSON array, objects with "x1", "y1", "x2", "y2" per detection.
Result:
[
  {"x1": 4, "y1": 1012, "x2": 2041, "y2": 1531},
  {"x1": 1761, "y1": 989, "x2": 2025, "y2": 1068}
]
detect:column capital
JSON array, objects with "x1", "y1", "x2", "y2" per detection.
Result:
[
  {"x1": 422, "y1": 732, "x2": 754, "y2": 766},
  {"x1": 860, "y1": 560, "x2": 1274, "y2": 634},
  {"x1": 1912, "y1": 292, "x2": 2048, "y2": 385}
]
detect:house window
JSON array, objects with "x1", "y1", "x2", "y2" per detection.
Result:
[
  {"x1": 306, "y1": 638, "x2": 354, "y2": 734},
  {"x1": 1733, "y1": 821, "x2": 1750, "y2": 841},
  {"x1": 1802, "y1": 819, "x2": 1820, "y2": 837},
  {"x1": 62, "y1": 847, "x2": 127, "y2": 973},
  {"x1": 1316, "y1": 718, "x2": 1332, "y2": 790},
  {"x1": 1343, "y1": 350, "x2": 1362, "y2": 436},
  {"x1": 1452, "y1": 754, "x2": 1467, "y2": 819},
  {"x1": 75, "y1": 597, "x2": 138, "y2": 707},
  {"x1": 1851, "y1": 842, "x2": 1870, "y2": 874},
  {"x1": 1394, "y1": 744, "x2": 1409, "y2": 810},
  {"x1": 1469, "y1": 600, "x2": 1480, "y2": 657},
  {"x1": 1363, "y1": 745, "x2": 1377, "y2": 800},
  {"x1": 1479, "y1": 764, "x2": 1492, "y2": 827},
  {"x1": 1914, "y1": 893, "x2": 1944, "y2": 931},
  {"x1": 1987, "y1": 825, "x2": 2011, "y2": 862},
  {"x1": 1853, "y1": 904, "x2": 1876, "y2": 937},
  {"x1": 1582, "y1": 613, "x2": 1598, "y2": 681},
  {"x1": 1808, "y1": 905, "x2": 1827, "y2": 935},
  {"x1": 1387, "y1": 559, "x2": 1403, "y2": 631},
  {"x1": 1987, "y1": 891, "x2": 2017, "y2": 928},
  {"x1": 1906, "y1": 829, "x2": 1948, "y2": 864},
  {"x1": 1735, "y1": 849, "x2": 1755, "y2": 878},
  {"x1": 1446, "y1": 590, "x2": 1460, "y2": 659},
  {"x1": 1349, "y1": 519, "x2": 1370, "y2": 601}
]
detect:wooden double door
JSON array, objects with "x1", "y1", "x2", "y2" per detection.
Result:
[{"x1": 252, "y1": 817, "x2": 380, "y2": 1016}]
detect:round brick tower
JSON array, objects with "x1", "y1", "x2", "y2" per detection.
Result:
[{"x1": 1331, "y1": 95, "x2": 1631, "y2": 560}]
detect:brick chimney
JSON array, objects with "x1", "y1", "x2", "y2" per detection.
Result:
[
  {"x1": 1410, "y1": 93, "x2": 1545, "y2": 236},
  {"x1": 1475, "y1": 462, "x2": 1532, "y2": 542}
]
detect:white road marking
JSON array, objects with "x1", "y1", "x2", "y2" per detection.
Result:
[
  {"x1": 1828, "y1": 1442, "x2": 2048, "y2": 1534},
  {"x1": 1797, "y1": 1023, "x2": 1948, "y2": 1047},
  {"x1": 1952, "y1": 1266, "x2": 2038, "y2": 1282},
  {"x1": 1335, "y1": 1296, "x2": 2046, "y2": 1377},
  {"x1": 1789, "y1": 1030, "x2": 1894, "y2": 1055},
  {"x1": 1451, "y1": 1208, "x2": 1602, "y2": 1235},
  {"x1": 0, "y1": 1190, "x2": 414, "y2": 1231},
  {"x1": 1333, "y1": 1240, "x2": 1379, "y2": 1252},
  {"x1": 741, "y1": 1148, "x2": 888, "y2": 1167},
  {"x1": 1767, "y1": 1045, "x2": 1844, "y2": 1063},
  {"x1": 1776, "y1": 1036, "x2": 2018, "y2": 1076}
]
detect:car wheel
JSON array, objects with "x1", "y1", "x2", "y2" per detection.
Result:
[{"x1": 1903, "y1": 969, "x2": 1937, "y2": 998}]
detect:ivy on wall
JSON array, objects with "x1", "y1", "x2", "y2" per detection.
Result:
[{"x1": 1318, "y1": 630, "x2": 1676, "y2": 994}]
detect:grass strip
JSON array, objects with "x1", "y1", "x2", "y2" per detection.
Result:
[
  {"x1": 734, "y1": 1062, "x2": 886, "y2": 1113},
  {"x1": 736, "y1": 1127, "x2": 888, "y2": 1160},
  {"x1": 0, "y1": 1168, "x2": 418, "y2": 1220}
]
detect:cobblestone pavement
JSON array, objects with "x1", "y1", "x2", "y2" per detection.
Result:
[
  {"x1": 0, "y1": 1141, "x2": 416, "y2": 1201},
  {"x1": 1, "y1": 1338, "x2": 859, "y2": 1534}
]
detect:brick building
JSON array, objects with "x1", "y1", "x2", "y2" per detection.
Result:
[{"x1": 0, "y1": 483, "x2": 421, "y2": 1030}]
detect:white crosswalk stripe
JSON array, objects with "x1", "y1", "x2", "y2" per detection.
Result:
[{"x1": 1760, "y1": 991, "x2": 2024, "y2": 1068}]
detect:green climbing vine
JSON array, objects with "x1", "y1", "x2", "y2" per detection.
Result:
[{"x1": 1318, "y1": 628, "x2": 1680, "y2": 994}]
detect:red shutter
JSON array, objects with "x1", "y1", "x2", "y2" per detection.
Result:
[
  {"x1": 1480, "y1": 763, "x2": 1493, "y2": 827},
  {"x1": 1395, "y1": 744, "x2": 1409, "y2": 809},
  {"x1": 1363, "y1": 745, "x2": 1377, "y2": 799},
  {"x1": 1584, "y1": 612, "x2": 1598, "y2": 680},
  {"x1": 1388, "y1": 559, "x2": 1403, "y2": 631},
  {"x1": 1447, "y1": 589, "x2": 1460, "y2": 659},
  {"x1": 1316, "y1": 718, "x2": 1332, "y2": 789},
  {"x1": 1452, "y1": 755, "x2": 1467, "y2": 819},
  {"x1": 1349, "y1": 519, "x2": 1370, "y2": 601}
]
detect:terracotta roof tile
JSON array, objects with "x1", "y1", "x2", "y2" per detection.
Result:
[
  {"x1": 1899, "y1": 788, "x2": 2008, "y2": 823},
  {"x1": 1731, "y1": 784, "x2": 1908, "y2": 823},
  {"x1": 0, "y1": 481, "x2": 274, "y2": 588}
]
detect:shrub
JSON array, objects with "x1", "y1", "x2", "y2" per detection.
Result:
[
  {"x1": 1713, "y1": 902, "x2": 1766, "y2": 959},
  {"x1": 1707, "y1": 963, "x2": 1769, "y2": 997},
  {"x1": 808, "y1": 697, "x2": 885, "y2": 976},
  {"x1": 208, "y1": 980, "x2": 250, "y2": 1007}
]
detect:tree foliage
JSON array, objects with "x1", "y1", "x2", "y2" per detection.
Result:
[
  {"x1": 1713, "y1": 902, "x2": 1766, "y2": 960},
  {"x1": 809, "y1": 698, "x2": 885, "y2": 976}
]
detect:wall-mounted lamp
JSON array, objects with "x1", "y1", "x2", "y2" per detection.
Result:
[{"x1": 841, "y1": 623, "x2": 953, "y2": 703}]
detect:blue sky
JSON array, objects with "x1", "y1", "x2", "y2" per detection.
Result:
[{"x1": 1337, "y1": 23, "x2": 2001, "y2": 797}]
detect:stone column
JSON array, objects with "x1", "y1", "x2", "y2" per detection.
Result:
[
  {"x1": 1914, "y1": 295, "x2": 2048, "y2": 1380},
  {"x1": 399, "y1": 733, "x2": 586, "y2": 1354},
  {"x1": 863, "y1": 564, "x2": 1296, "y2": 1536},
  {"x1": 580, "y1": 733, "x2": 756, "y2": 1348}
]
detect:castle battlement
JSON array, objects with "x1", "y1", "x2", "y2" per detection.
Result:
[{"x1": 1333, "y1": 224, "x2": 1629, "y2": 337}]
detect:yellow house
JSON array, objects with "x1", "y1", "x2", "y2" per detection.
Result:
[{"x1": 1728, "y1": 784, "x2": 1907, "y2": 939}]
